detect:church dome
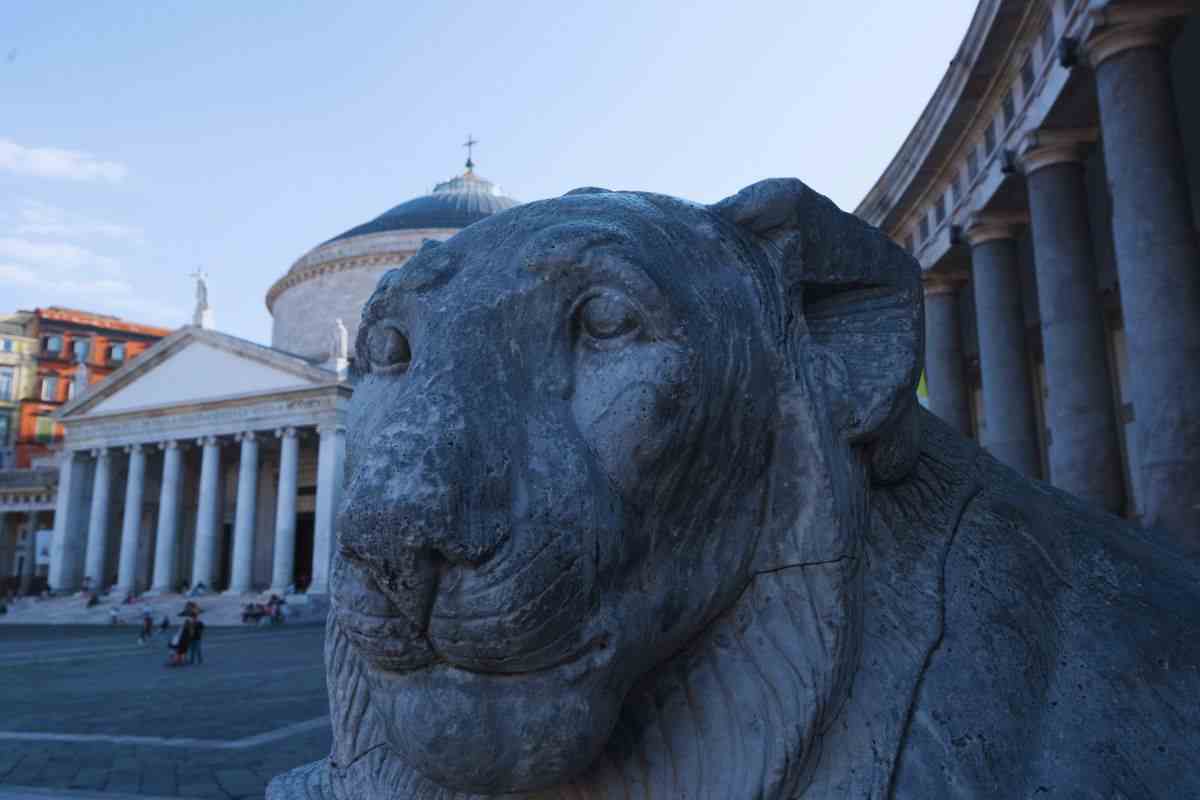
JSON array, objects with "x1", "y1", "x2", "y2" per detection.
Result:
[
  {"x1": 326, "y1": 170, "x2": 519, "y2": 243},
  {"x1": 266, "y1": 161, "x2": 519, "y2": 364}
]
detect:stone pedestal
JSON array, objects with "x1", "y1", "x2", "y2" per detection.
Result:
[
  {"x1": 922, "y1": 274, "x2": 972, "y2": 437},
  {"x1": 966, "y1": 220, "x2": 1041, "y2": 478},
  {"x1": 1021, "y1": 140, "x2": 1125, "y2": 512},
  {"x1": 1091, "y1": 25, "x2": 1200, "y2": 543}
]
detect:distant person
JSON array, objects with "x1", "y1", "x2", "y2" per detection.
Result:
[
  {"x1": 159, "y1": 615, "x2": 170, "y2": 632},
  {"x1": 138, "y1": 607, "x2": 153, "y2": 645},
  {"x1": 109, "y1": 606, "x2": 120, "y2": 625},
  {"x1": 189, "y1": 614, "x2": 205, "y2": 665},
  {"x1": 167, "y1": 616, "x2": 192, "y2": 667}
]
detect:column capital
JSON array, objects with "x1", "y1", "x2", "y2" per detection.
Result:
[
  {"x1": 1085, "y1": 6, "x2": 1183, "y2": 68},
  {"x1": 236, "y1": 431, "x2": 258, "y2": 443},
  {"x1": 275, "y1": 426, "x2": 299, "y2": 439},
  {"x1": 1017, "y1": 128, "x2": 1098, "y2": 174},
  {"x1": 922, "y1": 271, "x2": 969, "y2": 297},
  {"x1": 196, "y1": 435, "x2": 221, "y2": 447},
  {"x1": 317, "y1": 423, "x2": 347, "y2": 437},
  {"x1": 123, "y1": 443, "x2": 143, "y2": 455},
  {"x1": 964, "y1": 212, "x2": 1028, "y2": 246},
  {"x1": 159, "y1": 439, "x2": 183, "y2": 452},
  {"x1": 89, "y1": 447, "x2": 111, "y2": 459}
]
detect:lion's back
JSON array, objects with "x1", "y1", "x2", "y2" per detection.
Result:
[{"x1": 893, "y1": 454, "x2": 1200, "y2": 797}]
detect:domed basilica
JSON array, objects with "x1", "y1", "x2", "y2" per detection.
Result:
[
  {"x1": 48, "y1": 156, "x2": 518, "y2": 600},
  {"x1": 268, "y1": 161, "x2": 519, "y2": 361}
]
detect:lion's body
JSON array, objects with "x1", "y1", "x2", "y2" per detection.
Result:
[
  {"x1": 269, "y1": 179, "x2": 1199, "y2": 799},
  {"x1": 271, "y1": 411, "x2": 1200, "y2": 799}
]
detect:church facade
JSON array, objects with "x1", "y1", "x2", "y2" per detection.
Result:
[{"x1": 47, "y1": 165, "x2": 518, "y2": 596}]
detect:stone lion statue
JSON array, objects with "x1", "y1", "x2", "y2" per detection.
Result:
[{"x1": 270, "y1": 179, "x2": 1200, "y2": 799}]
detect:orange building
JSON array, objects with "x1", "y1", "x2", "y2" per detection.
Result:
[{"x1": 15, "y1": 308, "x2": 170, "y2": 468}]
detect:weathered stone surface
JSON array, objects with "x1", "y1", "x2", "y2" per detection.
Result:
[{"x1": 269, "y1": 178, "x2": 1200, "y2": 799}]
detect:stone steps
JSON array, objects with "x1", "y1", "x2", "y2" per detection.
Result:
[{"x1": 0, "y1": 591, "x2": 327, "y2": 627}]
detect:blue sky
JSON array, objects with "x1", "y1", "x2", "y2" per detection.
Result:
[{"x1": 2, "y1": 1, "x2": 975, "y2": 344}]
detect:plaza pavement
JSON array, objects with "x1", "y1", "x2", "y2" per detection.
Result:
[{"x1": 0, "y1": 622, "x2": 330, "y2": 799}]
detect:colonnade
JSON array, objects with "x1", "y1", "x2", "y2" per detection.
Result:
[
  {"x1": 48, "y1": 423, "x2": 346, "y2": 595},
  {"x1": 923, "y1": 24, "x2": 1200, "y2": 541}
]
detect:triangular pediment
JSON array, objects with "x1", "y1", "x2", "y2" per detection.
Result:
[{"x1": 57, "y1": 326, "x2": 336, "y2": 419}]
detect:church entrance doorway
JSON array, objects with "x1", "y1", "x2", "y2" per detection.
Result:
[
  {"x1": 218, "y1": 522, "x2": 233, "y2": 591},
  {"x1": 294, "y1": 512, "x2": 315, "y2": 592}
]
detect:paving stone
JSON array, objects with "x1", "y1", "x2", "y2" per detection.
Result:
[
  {"x1": 0, "y1": 625, "x2": 328, "y2": 798},
  {"x1": 213, "y1": 767, "x2": 263, "y2": 798}
]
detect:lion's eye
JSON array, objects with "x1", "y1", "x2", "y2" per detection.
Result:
[
  {"x1": 578, "y1": 293, "x2": 640, "y2": 343},
  {"x1": 366, "y1": 325, "x2": 411, "y2": 373}
]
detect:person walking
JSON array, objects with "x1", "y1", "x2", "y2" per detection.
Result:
[
  {"x1": 167, "y1": 615, "x2": 192, "y2": 667},
  {"x1": 138, "y1": 606, "x2": 153, "y2": 645},
  {"x1": 188, "y1": 612, "x2": 205, "y2": 665}
]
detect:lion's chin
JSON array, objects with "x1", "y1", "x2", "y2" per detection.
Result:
[{"x1": 363, "y1": 646, "x2": 624, "y2": 794}]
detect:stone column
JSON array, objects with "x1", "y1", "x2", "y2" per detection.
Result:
[
  {"x1": 115, "y1": 444, "x2": 146, "y2": 595},
  {"x1": 48, "y1": 449, "x2": 88, "y2": 593},
  {"x1": 271, "y1": 427, "x2": 300, "y2": 594},
  {"x1": 19, "y1": 513, "x2": 37, "y2": 595},
  {"x1": 150, "y1": 440, "x2": 184, "y2": 594},
  {"x1": 1020, "y1": 133, "x2": 1126, "y2": 513},
  {"x1": 966, "y1": 218, "x2": 1041, "y2": 478},
  {"x1": 310, "y1": 423, "x2": 346, "y2": 595},
  {"x1": 82, "y1": 448, "x2": 114, "y2": 590},
  {"x1": 227, "y1": 431, "x2": 259, "y2": 594},
  {"x1": 190, "y1": 436, "x2": 222, "y2": 591},
  {"x1": 922, "y1": 273, "x2": 973, "y2": 437},
  {"x1": 1089, "y1": 21, "x2": 1200, "y2": 541}
]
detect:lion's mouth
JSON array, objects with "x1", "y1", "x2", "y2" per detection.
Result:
[{"x1": 332, "y1": 549, "x2": 604, "y2": 677}]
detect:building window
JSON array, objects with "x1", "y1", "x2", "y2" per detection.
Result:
[
  {"x1": 0, "y1": 367, "x2": 12, "y2": 401},
  {"x1": 984, "y1": 122, "x2": 997, "y2": 155},
  {"x1": 107, "y1": 342, "x2": 126, "y2": 362},
  {"x1": 967, "y1": 147, "x2": 979, "y2": 180},
  {"x1": 934, "y1": 192, "x2": 947, "y2": 225},
  {"x1": 42, "y1": 335, "x2": 62, "y2": 355},
  {"x1": 66, "y1": 379, "x2": 76, "y2": 401},
  {"x1": 39, "y1": 375, "x2": 59, "y2": 402},
  {"x1": 1002, "y1": 91, "x2": 1016, "y2": 129},
  {"x1": 72, "y1": 338, "x2": 91, "y2": 363},
  {"x1": 0, "y1": 413, "x2": 9, "y2": 446},
  {"x1": 1021, "y1": 56, "x2": 1036, "y2": 95},
  {"x1": 919, "y1": 214, "x2": 931, "y2": 242},
  {"x1": 951, "y1": 172, "x2": 962, "y2": 206},
  {"x1": 1, "y1": 338, "x2": 11, "y2": 352},
  {"x1": 35, "y1": 416, "x2": 55, "y2": 442}
]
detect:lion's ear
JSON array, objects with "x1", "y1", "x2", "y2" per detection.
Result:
[{"x1": 711, "y1": 178, "x2": 923, "y2": 482}]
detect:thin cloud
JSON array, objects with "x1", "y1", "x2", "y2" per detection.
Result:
[
  {"x1": 0, "y1": 262, "x2": 185, "y2": 327},
  {"x1": 0, "y1": 236, "x2": 121, "y2": 275},
  {"x1": 0, "y1": 138, "x2": 128, "y2": 182},
  {"x1": 14, "y1": 200, "x2": 143, "y2": 243}
]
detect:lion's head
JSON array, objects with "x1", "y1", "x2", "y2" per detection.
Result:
[{"x1": 322, "y1": 178, "x2": 922, "y2": 798}]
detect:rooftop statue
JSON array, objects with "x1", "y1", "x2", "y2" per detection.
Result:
[{"x1": 270, "y1": 178, "x2": 1200, "y2": 799}]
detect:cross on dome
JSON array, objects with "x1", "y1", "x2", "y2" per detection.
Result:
[{"x1": 463, "y1": 134, "x2": 479, "y2": 172}]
